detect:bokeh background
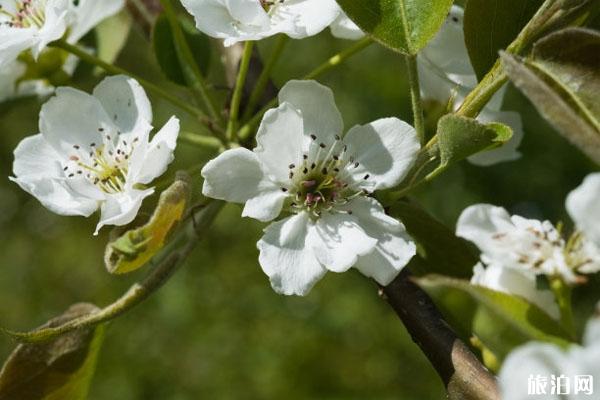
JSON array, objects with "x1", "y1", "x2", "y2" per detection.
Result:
[{"x1": 0, "y1": 5, "x2": 597, "y2": 399}]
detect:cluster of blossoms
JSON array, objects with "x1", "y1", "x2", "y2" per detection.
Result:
[
  {"x1": 0, "y1": 0, "x2": 124, "y2": 102},
  {"x1": 458, "y1": 173, "x2": 600, "y2": 318},
  {"x1": 180, "y1": 0, "x2": 363, "y2": 46}
]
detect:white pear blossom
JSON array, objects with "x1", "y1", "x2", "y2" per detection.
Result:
[
  {"x1": 330, "y1": 10, "x2": 364, "y2": 40},
  {"x1": 201, "y1": 80, "x2": 419, "y2": 295},
  {"x1": 11, "y1": 75, "x2": 180, "y2": 234},
  {"x1": 0, "y1": 0, "x2": 124, "y2": 101},
  {"x1": 418, "y1": 5, "x2": 524, "y2": 166},
  {"x1": 181, "y1": 0, "x2": 346, "y2": 46},
  {"x1": 499, "y1": 307, "x2": 600, "y2": 400},
  {"x1": 471, "y1": 263, "x2": 559, "y2": 319},
  {"x1": 457, "y1": 204, "x2": 581, "y2": 283}
]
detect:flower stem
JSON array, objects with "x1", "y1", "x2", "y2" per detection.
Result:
[
  {"x1": 179, "y1": 131, "x2": 224, "y2": 150},
  {"x1": 241, "y1": 35, "x2": 288, "y2": 122},
  {"x1": 404, "y1": 54, "x2": 425, "y2": 145},
  {"x1": 238, "y1": 37, "x2": 373, "y2": 141},
  {"x1": 52, "y1": 39, "x2": 207, "y2": 121},
  {"x1": 227, "y1": 41, "x2": 254, "y2": 141},
  {"x1": 159, "y1": 0, "x2": 224, "y2": 125},
  {"x1": 1, "y1": 201, "x2": 224, "y2": 343},
  {"x1": 550, "y1": 277, "x2": 576, "y2": 337}
]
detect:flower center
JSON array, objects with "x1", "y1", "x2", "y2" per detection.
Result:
[
  {"x1": 259, "y1": 0, "x2": 284, "y2": 12},
  {"x1": 282, "y1": 134, "x2": 369, "y2": 218},
  {"x1": 0, "y1": 0, "x2": 47, "y2": 29},
  {"x1": 63, "y1": 127, "x2": 139, "y2": 194}
]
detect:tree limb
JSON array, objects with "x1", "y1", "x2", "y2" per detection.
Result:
[{"x1": 383, "y1": 269, "x2": 500, "y2": 400}]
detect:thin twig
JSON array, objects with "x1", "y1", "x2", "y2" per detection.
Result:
[{"x1": 383, "y1": 270, "x2": 500, "y2": 400}]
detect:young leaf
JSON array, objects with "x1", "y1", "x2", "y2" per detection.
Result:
[
  {"x1": 387, "y1": 200, "x2": 477, "y2": 279},
  {"x1": 501, "y1": 40, "x2": 600, "y2": 164},
  {"x1": 335, "y1": 0, "x2": 454, "y2": 55},
  {"x1": 152, "y1": 14, "x2": 211, "y2": 85},
  {"x1": 436, "y1": 114, "x2": 513, "y2": 167},
  {"x1": 464, "y1": 0, "x2": 543, "y2": 80},
  {"x1": 94, "y1": 10, "x2": 133, "y2": 72},
  {"x1": 104, "y1": 176, "x2": 191, "y2": 274},
  {"x1": 416, "y1": 275, "x2": 573, "y2": 361},
  {"x1": 0, "y1": 303, "x2": 105, "y2": 400}
]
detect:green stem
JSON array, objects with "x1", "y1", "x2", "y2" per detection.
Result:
[
  {"x1": 52, "y1": 40, "x2": 206, "y2": 121},
  {"x1": 227, "y1": 41, "x2": 254, "y2": 141},
  {"x1": 2, "y1": 201, "x2": 224, "y2": 343},
  {"x1": 241, "y1": 35, "x2": 288, "y2": 122},
  {"x1": 159, "y1": 0, "x2": 224, "y2": 125},
  {"x1": 405, "y1": 54, "x2": 425, "y2": 145},
  {"x1": 550, "y1": 277, "x2": 576, "y2": 337},
  {"x1": 238, "y1": 37, "x2": 373, "y2": 140},
  {"x1": 179, "y1": 131, "x2": 224, "y2": 150}
]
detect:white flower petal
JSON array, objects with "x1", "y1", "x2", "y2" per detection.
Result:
[
  {"x1": 242, "y1": 189, "x2": 287, "y2": 222},
  {"x1": 273, "y1": 0, "x2": 339, "y2": 38},
  {"x1": 330, "y1": 12, "x2": 364, "y2": 40},
  {"x1": 567, "y1": 173, "x2": 600, "y2": 245},
  {"x1": 468, "y1": 109, "x2": 524, "y2": 166},
  {"x1": 344, "y1": 117, "x2": 420, "y2": 190},
  {"x1": 499, "y1": 343, "x2": 581, "y2": 400},
  {"x1": 278, "y1": 80, "x2": 343, "y2": 140},
  {"x1": 254, "y1": 102, "x2": 305, "y2": 182},
  {"x1": 202, "y1": 147, "x2": 282, "y2": 205},
  {"x1": 257, "y1": 212, "x2": 326, "y2": 296},
  {"x1": 95, "y1": 188, "x2": 154, "y2": 234},
  {"x1": 132, "y1": 116, "x2": 179, "y2": 185},
  {"x1": 0, "y1": 28, "x2": 36, "y2": 67},
  {"x1": 471, "y1": 263, "x2": 559, "y2": 319},
  {"x1": 92, "y1": 75, "x2": 153, "y2": 136},
  {"x1": 0, "y1": 59, "x2": 25, "y2": 102},
  {"x1": 312, "y1": 212, "x2": 377, "y2": 273},
  {"x1": 456, "y1": 204, "x2": 515, "y2": 254},
  {"x1": 39, "y1": 86, "x2": 112, "y2": 154},
  {"x1": 11, "y1": 134, "x2": 99, "y2": 216},
  {"x1": 67, "y1": 0, "x2": 125, "y2": 43},
  {"x1": 348, "y1": 197, "x2": 416, "y2": 285},
  {"x1": 33, "y1": 0, "x2": 69, "y2": 58}
]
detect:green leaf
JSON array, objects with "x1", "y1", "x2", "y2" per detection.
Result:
[
  {"x1": 387, "y1": 200, "x2": 477, "y2": 279},
  {"x1": 335, "y1": 0, "x2": 454, "y2": 55},
  {"x1": 0, "y1": 304, "x2": 105, "y2": 400},
  {"x1": 416, "y1": 275, "x2": 573, "y2": 361},
  {"x1": 104, "y1": 176, "x2": 191, "y2": 274},
  {"x1": 501, "y1": 32, "x2": 600, "y2": 164},
  {"x1": 94, "y1": 10, "x2": 133, "y2": 74},
  {"x1": 152, "y1": 14, "x2": 211, "y2": 85},
  {"x1": 436, "y1": 114, "x2": 513, "y2": 166},
  {"x1": 464, "y1": 0, "x2": 543, "y2": 80}
]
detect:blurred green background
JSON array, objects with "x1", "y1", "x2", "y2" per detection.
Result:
[{"x1": 0, "y1": 10, "x2": 596, "y2": 399}]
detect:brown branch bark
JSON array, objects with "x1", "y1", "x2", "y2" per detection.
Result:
[{"x1": 383, "y1": 270, "x2": 500, "y2": 400}]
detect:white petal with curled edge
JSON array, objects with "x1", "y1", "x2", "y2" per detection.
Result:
[
  {"x1": 39, "y1": 86, "x2": 112, "y2": 154},
  {"x1": 11, "y1": 134, "x2": 99, "y2": 217},
  {"x1": 33, "y1": 0, "x2": 69, "y2": 58},
  {"x1": 330, "y1": 12, "x2": 364, "y2": 40},
  {"x1": 468, "y1": 109, "x2": 524, "y2": 167},
  {"x1": 254, "y1": 103, "x2": 305, "y2": 183},
  {"x1": 257, "y1": 212, "x2": 326, "y2": 296},
  {"x1": 95, "y1": 188, "x2": 154, "y2": 234},
  {"x1": 567, "y1": 173, "x2": 600, "y2": 245},
  {"x1": 456, "y1": 204, "x2": 515, "y2": 254},
  {"x1": 499, "y1": 343, "x2": 579, "y2": 400},
  {"x1": 68, "y1": 0, "x2": 125, "y2": 43},
  {"x1": 344, "y1": 118, "x2": 420, "y2": 191},
  {"x1": 92, "y1": 75, "x2": 153, "y2": 136},
  {"x1": 348, "y1": 197, "x2": 416, "y2": 285},
  {"x1": 224, "y1": 0, "x2": 269, "y2": 26},
  {"x1": 471, "y1": 263, "x2": 559, "y2": 319},
  {"x1": 133, "y1": 116, "x2": 180, "y2": 185},
  {"x1": 0, "y1": 28, "x2": 37, "y2": 68},
  {"x1": 312, "y1": 212, "x2": 377, "y2": 273},
  {"x1": 278, "y1": 80, "x2": 343, "y2": 141},
  {"x1": 202, "y1": 147, "x2": 281, "y2": 205}
]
